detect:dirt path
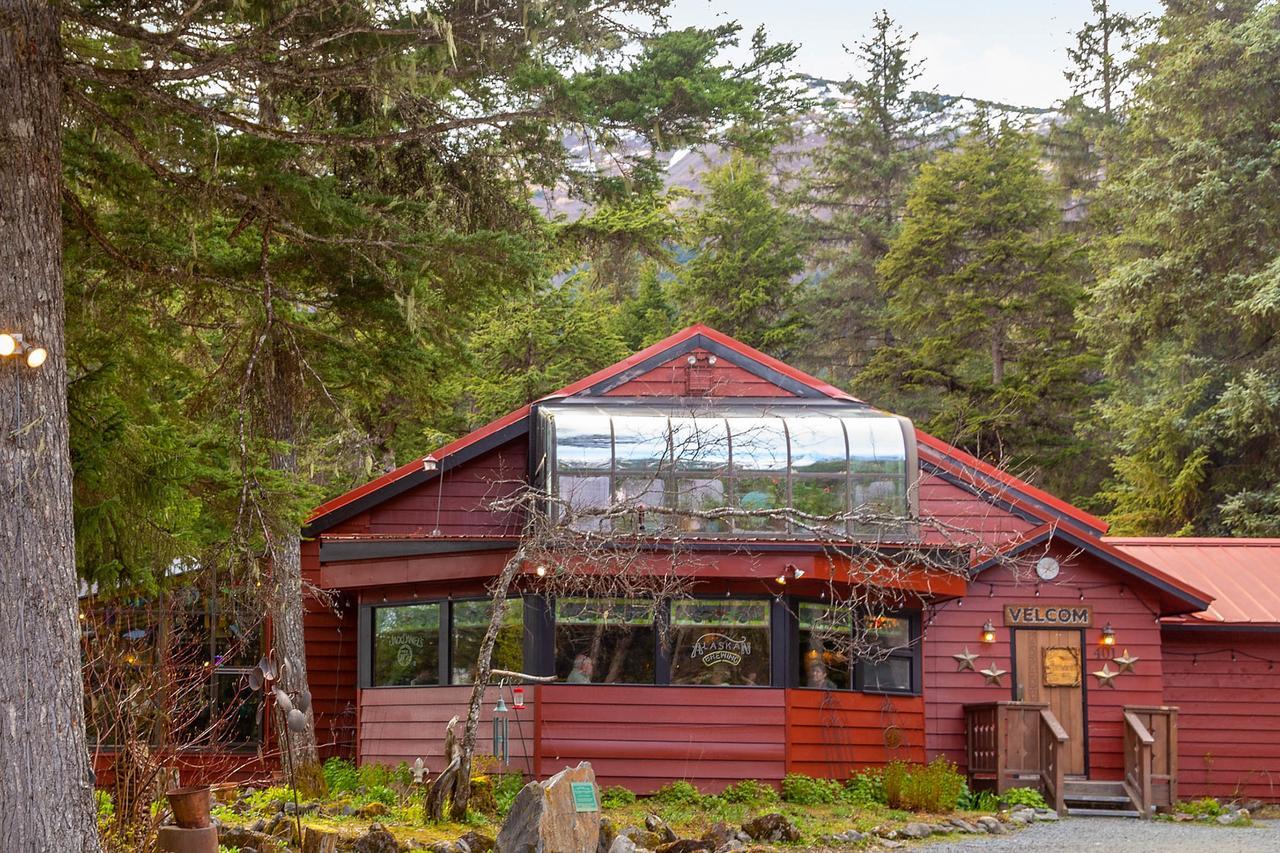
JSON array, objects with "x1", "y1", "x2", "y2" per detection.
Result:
[{"x1": 911, "y1": 817, "x2": 1278, "y2": 853}]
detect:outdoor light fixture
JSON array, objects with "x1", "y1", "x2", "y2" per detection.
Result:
[
  {"x1": 1100, "y1": 622, "x2": 1116, "y2": 646},
  {"x1": 981, "y1": 621, "x2": 997, "y2": 644},
  {"x1": 491, "y1": 694, "x2": 510, "y2": 764},
  {"x1": 0, "y1": 331, "x2": 47, "y2": 369},
  {"x1": 535, "y1": 565, "x2": 547, "y2": 577}
]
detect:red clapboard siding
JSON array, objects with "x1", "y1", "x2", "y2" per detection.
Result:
[
  {"x1": 302, "y1": 538, "x2": 358, "y2": 759},
  {"x1": 925, "y1": 546, "x2": 1166, "y2": 781},
  {"x1": 917, "y1": 475, "x2": 1038, "y2": 547},
  {"x1": 536, "y1": 685, "x2": 786, "y2": 793},
  {"x1": 604, "y1": 349, "x2": 798, "y2": 399},
  {"x1": 325, "y1": 440, "x2": 528, "y2": 537},
  {"x1": 358, "y1": 686, "x2": 533, "y2": 772},
  {"x1": 92, "y1": 750, "x2": 273, "y2": 789},
  {"x1": 785, "y1": 690, "x2": 926, "y2": 778},
  {"x1": 1163, "y1": 630, "x2": 1280, "y2": 802}
]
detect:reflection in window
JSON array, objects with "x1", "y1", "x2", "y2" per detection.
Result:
[
  {"x1": 451, "y1": 600, "x2": 524, "y2": 685},
  {"x1": 373, "y1": 603, "x2": 441, "y2": 686},
  {"x1": 540, "y1": 404, "x2": 913, "y2": 539},
  {"x1": 859, "y1": 614, "x2": 915, "y2": 693},
  {"x1": 670, "y1": 600, "x2": 770, "y2": 686},
  {"x1": 798, "y1": 603, "x2": 851, "y2": 690},
  {"x1": 555, "y1": 598, "x2": 655, "y2": 684}
]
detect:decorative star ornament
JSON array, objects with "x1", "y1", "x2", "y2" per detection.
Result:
[
  {"x1": 1092, "y1": 663, "x2": 1120, "y2": 688},
  {"x1": 1114, "y1": 649, "x2": 1140, "y2": 673},
  {"x1": 980, "y1": 664, "x2": 1008, "y2": 686},
  {"x1": 953, "y1": 646, "x2": 980, "y2": 672}
]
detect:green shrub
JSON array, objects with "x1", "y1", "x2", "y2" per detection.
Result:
[
  {"x1": 357, "y1": 761, "x2": 398, "y2": 791},
  {"x1": 494, "y1": 772, "x2": 527, "y2": 816},
  {"x1": 95, "y1": 789, "x2": 115, "y2": 821},
  {"x1": 323, "y1": 757, "x2": 360, "y2": 794},
  {"x1": 845, "y1": 770, "x2": 887, "y2": 806},
  {"x1": 364, "y1": 784, "x2": 397, "y2": 806},
  {"x1": 651, "y1": 780, "x2": 703, "y2": 806},
  {"x1": 1174, "y1": 797, "x2": 1223, "y2": 818},
  {"x1": 721, "y1": 779, "x2": 779, "y2": 805},
  {"x1": 1000, "y1": 786, "x2": 1048, "y2": 810},
  {"x1": 781, "y1": 773, "x2": 844, "y2": 806},
  {"x1": 957, "y1": 786, "x2": 998, "y2": 812},
  {"x1": 883, "y1": 758, "x2": 967, "y2": 813},
  {"x1": 601, "y1": 785, "x2": 637, "y2": 809}
]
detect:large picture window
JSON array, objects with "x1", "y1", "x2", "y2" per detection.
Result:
[
  {"x1": 554, "y1": 598, "x2": 655, "y2": 684},
  {"x1": 451, "y1": 600, "x2": 525, "y2": 685},
  {"x1": 372, "y1": 602, "x2": 441, "y2": 687},
  {"x1": 795, "y1": 604, "x2": 919, "y2": 694},
  {"x1": 540, "y1": 404, "x2": 915, "y2": 539},
  {"x1": 670, "y1": 599, "x2": 770, "y2": 686}
]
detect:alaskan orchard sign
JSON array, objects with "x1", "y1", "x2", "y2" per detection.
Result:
[{"x1": 1003, "y1": 604, "x2": 1093, "y2": 627}]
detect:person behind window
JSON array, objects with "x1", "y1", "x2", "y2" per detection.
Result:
[
  {"x1": 410, "y1": 664, "x2": 435, "y2": 686},
  {"x1": 807, "y1": 660, "x2": 836, "y2": 689},
  {"x1": 567, "y1": 653, "x2": 594, "y2": 683}
]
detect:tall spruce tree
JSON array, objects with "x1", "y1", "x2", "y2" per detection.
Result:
[
  {"x1": 863, "y1": 119, "x2": 1096, "y2": 494},
  {"x1": 1085, "y1": 0, "x2": 1280, "y2": 535},
  {"x1": 673, "y1": 152, "x2": 806, "y2": 355},
  {"x1": 797, "y1": 11, "x2": 944, "y2": 381}
]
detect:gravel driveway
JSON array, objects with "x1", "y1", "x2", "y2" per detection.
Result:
[{"x1": 915, "y1": 817, "x2": 1279, "y2": 853}]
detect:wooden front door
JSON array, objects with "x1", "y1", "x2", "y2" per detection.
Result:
[{"x1": 1013, "y1": 628, "x2": 1087, "y2": 776}]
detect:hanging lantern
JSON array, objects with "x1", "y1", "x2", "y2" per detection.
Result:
[
  {"x1": 980, "y1": 621, "x2": 997, "y2": 644},
  {"x1": 492, "y1": 695, "x2": 510, "y2": 764}
]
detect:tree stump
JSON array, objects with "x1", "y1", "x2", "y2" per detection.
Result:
[{"x1": 301, "y1": 825, "x2": 339, "y2": 853}]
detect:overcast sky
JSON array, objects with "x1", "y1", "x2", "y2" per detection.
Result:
[{"x1": 666, "y1": 0, "x2": 1162, "y2": 108}]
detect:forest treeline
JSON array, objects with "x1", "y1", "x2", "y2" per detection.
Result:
[{"x1": 65, "y1": 0, "x2": 1280, "y2": 602}]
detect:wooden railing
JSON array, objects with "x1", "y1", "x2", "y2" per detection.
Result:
[
  {"x1": 1123, "y1": 706, "x2": 1178, "y2": 817},
  {"x1": 964, "y1": 702, "x2": 1067, "y2": 815}
]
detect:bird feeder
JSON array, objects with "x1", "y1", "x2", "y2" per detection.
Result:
[{"x1": 512, "y1": 686, "x2": 525, "y2": 710}]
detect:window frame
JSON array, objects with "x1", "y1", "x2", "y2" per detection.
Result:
[
  {"x1": 792, "y1": 600, "x2": 922, "y2": 696},
  {"x1": 551, "y1": 596, "x2": 662, "y2": 686}
]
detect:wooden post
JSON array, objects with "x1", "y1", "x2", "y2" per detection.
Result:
[{"x1": 301, "y1": 826, "x2": 338, "y2": 853}]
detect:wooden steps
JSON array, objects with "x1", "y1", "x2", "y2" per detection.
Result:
[{"x1": 1062, "y1": 779, "x2": 1143, "y2": 818}]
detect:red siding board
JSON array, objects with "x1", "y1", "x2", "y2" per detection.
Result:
[{"x1": 1163, "y1": 631, "x2": 1280, "y2": 801}]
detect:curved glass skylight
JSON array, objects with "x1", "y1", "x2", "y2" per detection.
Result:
[{"x1": 537, "y1": 403, "x2": 917, "y2": 539}]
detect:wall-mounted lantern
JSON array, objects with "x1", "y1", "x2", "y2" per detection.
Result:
[
  {"x1": 1100, "y1": 622, "x2": 1116, "y2": 647},
  {"x1": 980, "y1": 621, "x2": 997, "y2": 644}
]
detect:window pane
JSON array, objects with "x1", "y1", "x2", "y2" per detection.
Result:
[
  {"x1": 788, "y1": 417, "x2": 847, "y2": 474},
  {"x1": 452, "y1": 600, "x2": 524, "y2": 685},
  {"x1": 863, "y1": 656, "x2": 912, "y2": 692},
  {"x1": 734, "y1": 475, "x2": 786, "y2": 532},
  {"x1": 670, "y1": 600, "x2": 770, "y2": 686},
  {"x1": 612, "y1": 475, "x2": 669, "y2": 534},
  {"x1": 554, "y1": 411, "x2": 613, "y2": 470},
  {"x1": 730, "y1": 418, "x2": 788, "y2": 471},
  {"x1": 212, "y1": 604, "x2": 262, "y2": 668},
  {"x1": 865, "y1": 615, "x2": 910, "y2": 650},
  {"x1": 670, "y1": 417, "x2": 730, "y2": 471},
  {"x1": 212, "y1": 672, "x2": 261, "y2": 746},
  {"x1": 674, "y1": 477, "x2": 728, "y2": 533},
  {"x1": 791, "y1": 477, "x2": 847, "y2": 526},
  {"x1": 558, "y1": 474, "x2": 612, "y2": 533},
  {"x1": 798, "y1": 603, "x2": 850, "y2": 690},
  {"x1": 614, "y1": 416, "x2": 670, "y2": 471},
  {"x1": 555, "y1": 598, "x2": 655, "y2": 684},
  {"x1": 373, "y1": 603, "x2": 440, "y2": 686},
  {"x1": 851, "y1": 476, "x2": 907, "y2": 530},
  {"x1": 845, "y1": 416, "x2": 907, "y2": 475}
]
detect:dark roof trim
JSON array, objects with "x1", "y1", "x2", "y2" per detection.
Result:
[
  {"x1": 973, "y1": 525, "x2": 1213, "y2": 614},
  {"x1": 302, "y1": 417, "x2": 530, "y2": 537},
  {"x1": 1160, "y1": 621, "x2": 1280, "y2": 634},
  {"x1": 319, "y1": 538, "x2": 518, "y2": 563},
  {"x1": 579, "y1": 333, "x2": 838, "y2": 400}
]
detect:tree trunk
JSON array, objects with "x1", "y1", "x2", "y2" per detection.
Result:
[
  {"x1": 449, "y1": 548, "x2": 525, "y2": 820},
  {"x1": 266, "y1": 334, "x2": 321, "y2": 784},
  {"x1": 0, "y1": 4, "x2": 103, "y2": 850}
]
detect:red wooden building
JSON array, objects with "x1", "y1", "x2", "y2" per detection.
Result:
[{"x1": 295, "y1": 325, "x2": 1278, "y2": 810}]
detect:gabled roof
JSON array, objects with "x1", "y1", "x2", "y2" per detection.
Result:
[
  {"x1": 303, "y1": 324, "x2": 1108, "y2": 539},
  {"x1": 971, "y1": 524, "x2": 1213, "y2": 616},
  {"x1": 1108, "y1": 538, "x2": 1280, "y2": 629}
]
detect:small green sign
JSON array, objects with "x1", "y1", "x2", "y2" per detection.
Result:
[{"x1": 571, "y1": 781, "x2": 599, "y2": 812}]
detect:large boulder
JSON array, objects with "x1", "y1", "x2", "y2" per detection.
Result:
[
  {"x1": 352, "y1": 822, "x2": 402, "y2": 853},
  {"x1": 496, "y1": 762, "x2": 601, "y2": 853},
  {"x1": 740, "y1": 813, "x2": 800, "y2": 843}
]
